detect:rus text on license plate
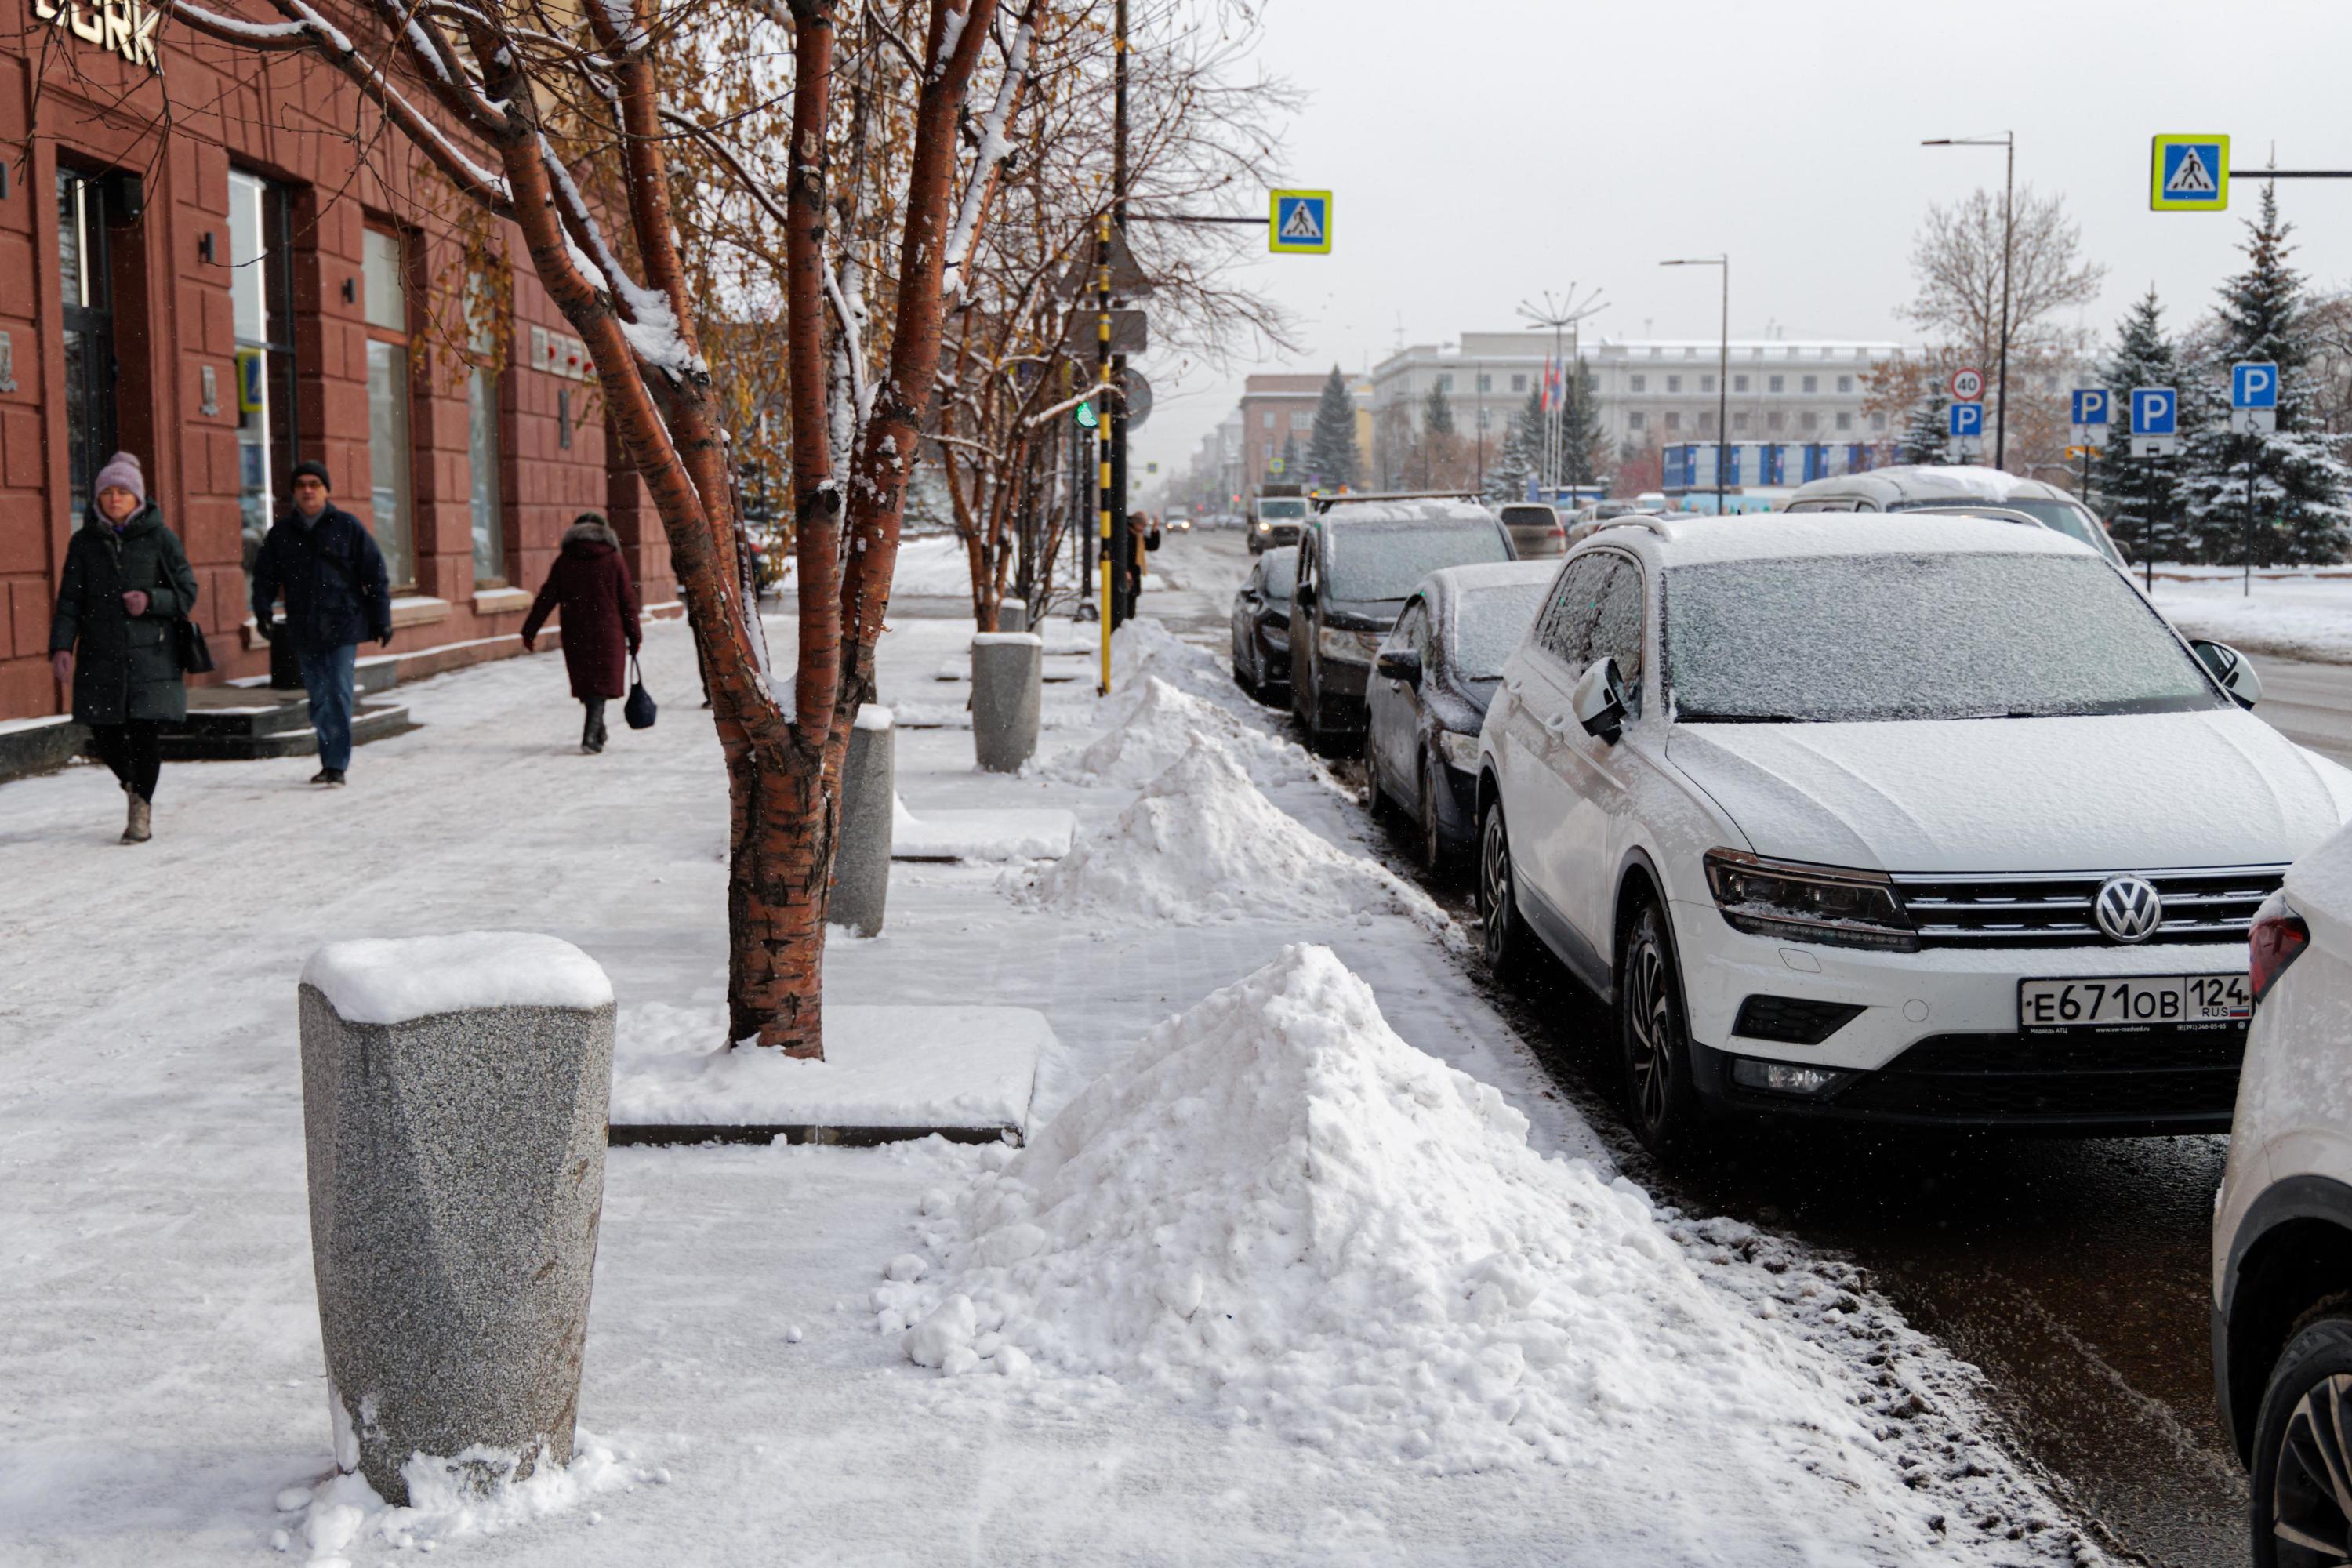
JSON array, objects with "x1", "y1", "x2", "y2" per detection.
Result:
[{"x1": 2018, "y1": 974, "x2": 2251, "y2": 1033}]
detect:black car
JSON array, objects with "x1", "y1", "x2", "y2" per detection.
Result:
[
  {"x1": 1288, "y1": 497, "x2": 1515, "y2": 750},
  {"x1": 1230, "y1": 544, "x2": 1297, "y2": 701},
  {"x1": 1363, "y1": 561, "x2": 1557, "y2": 869}
]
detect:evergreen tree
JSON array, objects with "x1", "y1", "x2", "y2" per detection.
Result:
[
  {"x1": 1485, "y1": 387, "x2": 1542, "y2": 503},
  {"x1": 1304, "y1": 366, "x2": 1361, "y2": 492},
  {"x1": 2091, "y1": 289, "x2": 2192, "y2": 562},
  {"x1": 2182, "y1": 184, "x2": 2352, "y2": 566},
  {"x1": 1422, "y1": 380, "x2": 1457, "y2": 438},
  {"x1": 1277, "y1": 433, "x2": 1300, "y2": 481},
  {"x1": 1898, "y1": 389, "x2": 1950, "y2": 465},
  {"x1": 1558, "y1": 359, "x2": 1605, "y2": 489}
]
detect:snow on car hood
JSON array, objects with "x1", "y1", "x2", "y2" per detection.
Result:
[{"x1": 1668, "y1": 709, "x2": 2352, "y2": 873}]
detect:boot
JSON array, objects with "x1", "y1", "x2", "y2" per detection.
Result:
[
  {"x1": 122, "y1": 795, "x2": 151, "y2": 844},
  {"x1": 583, "y1": 700, "x2": 607, "y2": 754}
]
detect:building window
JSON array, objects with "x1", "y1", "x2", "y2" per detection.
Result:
[
  {"x1": 1290, "y1": 411, "x2": 1311, "y2": 431},
  {"x1": 1801, "y1": 375, "x2": 1819, "y2": 394},
  {"x1": 1629, "y1": 374, "x2": 1646, "y2": 393},
  {"x1": 1511, "y1": 373, "x2": 1526, "y2": 393},
  {"x1": 1628, "y1": 412, "x2": 1646, "y2": 430},
  {"x1": 363, "y1": 226, "x2": 416, "y2": 588},
  {"x1": 1664, "y1": 411, "x2": 1682, "y2": 433},
  {"x1": 1583, "y1": 371, "x2": 1597, "y2": 392},
  {"x1": 229, "y1": 171, "x2": 299, "y2": 590},
  {"x1": 1835, "y1": 411, "x2": 1854, "y2": 431},
  {"x1": 1733, "y1": 374, "x2": 1750, "y2": 394},
  {"x1": 466, "y1": 282, "x2": 506, "y2": 585},
  {"x1": 1476, "y1": 373, "x2": 1491, "y2": 393},
  {"x1": 1767, "y1": 374, "x2": 1785, "y2": 394},
  {"x1": 1698, "y1": 410, "x2": 1716, "y2": 436},
  {"x1": 1700, "y1": 375, "x2": 1716, "y2": 394},
  {"x1": 557, "y1": 387, "x2": 573, "y2": 449},
  {"x1": 1836, "y1": 374, "x2": 1853, "y2": 394},
  {"x1": 1870, "y1": 411, "x2": 1889, "y2": 432},
  {"x1": 1666, "y1": 374, "x2": 1682, "y2": 394},
  {"x1": 1261, "y1": 411, "x2": 1275, "y2": 429},
  {"x1": 56, "y1": 169, "x2": 117, "y2": 521},
  {"x1": 1801, "y1": 411, "x2": 1820, "y2": 432},
  {"x1": 1436, "y1": 373, "x2": 1453, "y2": 392},
  {"x1": 1733, "y1": 411, "x2": 1751, "y2": 434},
  {"x1": 1766, "y1": 411, "x2": 1787, "y2": 433}
]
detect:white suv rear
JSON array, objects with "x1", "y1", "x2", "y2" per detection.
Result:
[{"x1": 1472, "y1": 514, "x2": 2352, "y2": 1153}]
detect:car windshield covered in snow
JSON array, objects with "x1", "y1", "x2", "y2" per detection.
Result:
[
  {"x1": 1261, "y1": 546, "x2": 1298, "y2": 598},
  {"x1": 1666, "y1": 551, "x2": 2225, "y2": 723},
  {"x1": 1452, "y1": 581, "x2": 1552, "y2": 679},
  {"x1": 1327, "y1": 521, "x2": 1510, "y2": 603}
]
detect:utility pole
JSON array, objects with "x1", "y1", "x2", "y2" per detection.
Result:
[
  {"x1": 1660, "y1": 255, "x2": 1730, "y2": 514},
  {"x1": 1516, "y1": 287, "x2": 1606, "y2": 499},
  {"x1": 1108, "y1": 0, "x2": 1131, "y2": 631},
  {"x1": 1923, "y1": 132, "x2": 2015, "y2": 470}
]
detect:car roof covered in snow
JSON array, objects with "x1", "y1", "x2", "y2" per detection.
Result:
[
  {"x1": 1787, "y1": 464, "x2": 2077, "y2": 508},
  {"x1": 1313, "y1": 496, "x2": 1498, "y2": 526},
  {"x1": 1578, "y1": 510, "x2": 2101, "y2": 569},
  {"x1": 1419, "y1": 561, "x2": 1562, "y2": 601}
]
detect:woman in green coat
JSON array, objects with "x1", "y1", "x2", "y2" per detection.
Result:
[{"x1": 48, "y1": 452, "x2": 199, "y2": 844}]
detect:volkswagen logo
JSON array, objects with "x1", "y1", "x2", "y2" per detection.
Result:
[{"x1": 2093, "y1": 876, "x2": 2165, "y2": 943}]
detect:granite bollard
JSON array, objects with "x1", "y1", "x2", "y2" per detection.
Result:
[
  {"x1": 298, "y1": 932, "x2": 615, "y2": 1504},
  {"x1": 833, "y1": 705, "x2": 895, "y2": 935},
  {"x1": 971, "y1": 632, "x2": 1043, "y2": 774},
  {"x1": 996, "y1": 601, "x2": 1029, "y2": 634}
]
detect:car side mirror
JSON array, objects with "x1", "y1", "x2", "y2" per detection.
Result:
[
  {"x1": 2192, "y1": 638, "x2": 2262, "y2": 709},
  {"x1": 1572, "y1": 655, "x2": 1628, "y2": 744},
  {"x1": 1376, "y1": 648, "x2": 1422, "y2": 688}
]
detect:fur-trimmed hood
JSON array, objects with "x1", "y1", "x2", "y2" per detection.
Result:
[{"x1": 562, "y1": 518, "x2": 621, "y2": 553}]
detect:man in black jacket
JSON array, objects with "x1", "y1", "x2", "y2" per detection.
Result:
[{"x1": 250, "y1": 461, "x2": 393, "y2": 786}]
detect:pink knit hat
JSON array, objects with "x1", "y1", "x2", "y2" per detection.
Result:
[{"x1": 93, "y1": 452, "x2": 145, "y2": 506}]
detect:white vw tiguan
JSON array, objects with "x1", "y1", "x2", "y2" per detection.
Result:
[{"x1": 1473, "y1": 513, "x2": 2352, "y2": 1152}]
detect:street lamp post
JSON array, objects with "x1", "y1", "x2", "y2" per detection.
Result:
[
  {"x1": 1922, "y1": 132, "x2": 2014, "y2": 471},
  {"x1": 1660, "y1": 256, "x2": 1730, "y2": 515},
  {"x1": 1517, "y1": 287, "x2": 1606, "y2": 499}
]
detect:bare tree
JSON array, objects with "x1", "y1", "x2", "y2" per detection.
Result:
[{"x1": 1904, "y1": 185, "x2": 2107, "y2": 369}]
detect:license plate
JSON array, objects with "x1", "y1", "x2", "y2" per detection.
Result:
[{"x1": 2018, "y1": 974, "x2": 2251, "y2": 1033}]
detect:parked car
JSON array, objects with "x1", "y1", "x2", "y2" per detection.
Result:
[
  {"x1": 1290, "y1": 498, "x2": 1515, "y2": 750},
  {"x1": 1230, "y1": 545, "x2": 1298, "y2": 702},
  {"x1": 2212, "y1": 822, "x2": 2352, "y2": 1563},
  {"x1": 1784, "y1": 465, "x2": 2129, "y2": 569},
  {"x1": 1472, "y1": 512, "x2": 2349, "y2": 1155},
  {"x1": 1499, "y1": 502, "x2": 1567, "y2": 559},
  {"x1": 1364, "y1": 561, "x2": 1558, "y2": 869}
]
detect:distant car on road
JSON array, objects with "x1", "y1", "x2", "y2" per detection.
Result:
[
  {"x1": 1289, "y1": 496, "x2": 1514, "y2": 750},
  {"x1": 1472, "y1": 511, "x2": 2348, "y2": 1156},
  {"x1": 1230, "y1": 545, "x2": 1297, "y2": 702},
  {"x1": 1498, "y1": 503, "x2": 1567, "y2": 559},
  {"x1": 1250, "y1": 486, "x2": 1308, "y2": 554},
  {"x1": 1364, "y1": 561, "x2": 1557, "y2": 869},
  {"x1": 1784, "y1": 465, "x2": 2129, "y2": 569},
  {"x1": 2212, "y1": 822, "x2": 2352, "y2": 1563}
]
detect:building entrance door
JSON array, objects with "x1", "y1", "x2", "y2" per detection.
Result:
[{"x1": 56, "y1": 168, "x2": 118, "y2": 521}]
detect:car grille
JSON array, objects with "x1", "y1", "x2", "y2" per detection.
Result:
[
  {"x1": 1831, "y1": 1026, "x2": 2245, "y2": 1122},
  {"x1": 1888, "y1": 865, "x2": 2284, "y2": 948}
]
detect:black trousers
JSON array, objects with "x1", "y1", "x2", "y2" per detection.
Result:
[{"x1": 91, "y1": 720, "x2": 164, "y2": 803}]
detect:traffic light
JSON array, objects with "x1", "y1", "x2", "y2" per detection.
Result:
[{"x1": 1074, "y1": 401, "x2": 1098, "y2": 430}]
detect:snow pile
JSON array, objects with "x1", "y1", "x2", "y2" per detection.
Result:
[
  {"x1": 301, "y1": 933, "x2": 613, "y2": 1025},
  {"x1": 1024, "y1": 740, "x2": 1426, "y2": 926},
  {"x1": 1105, "y1": 616, "x2": 1247, "y2": 711},
  {"x1": 2153, "y1": 573, "x2": 2352, "y2": 662},
  {"x1": 1049, "y1": 675, "x2": 1310, "y2": 791},
  {"x1": 873, "y1": 946, "x2": 1987, "y2": 1526},
  {"x1": 280, "y1": 1428, "x2": 660, "y2": 1564}
]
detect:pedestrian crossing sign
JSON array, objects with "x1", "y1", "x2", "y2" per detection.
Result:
[
  {"x1": 2150, "y1": 135, "x2": 2229, "y2": 211},
  {"x1": 1269, "y1": 190, "x2": 1332, "y2": 254}
]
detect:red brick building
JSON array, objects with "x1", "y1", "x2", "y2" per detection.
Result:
[{"x1": 0, "y1": 0, "x2": 673, "y2": 726}]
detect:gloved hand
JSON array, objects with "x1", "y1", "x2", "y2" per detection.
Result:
[
  {"x1": 522, "y1": 633, "x2": 537, "y2": 652},
  {"x1": 256, "y1": 620, "x2": 276, "y2": 644},
  {"x1": 122, "y1": 590, "x2": 151, "y2": 616},
  {"x1": 378, "y1": 631, "x2": 394, "y2": 648},
  {"x1": 51, "y1": 650, "x2": 71, "y2": 684}
]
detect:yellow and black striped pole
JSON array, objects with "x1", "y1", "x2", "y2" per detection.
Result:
[{"x1": 1095, "y1": 212, "x2": 1115, "y2": 695}]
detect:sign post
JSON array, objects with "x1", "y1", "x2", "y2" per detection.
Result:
[
  {"x1": 2069, "y1": 388, "x2": 2110, "y2": 503},
  {"x1": 2232, "y1": 361, "x2": 2280, "y2": 597},
  {"x1": 1947, "y1": 401, "x2": 1984, "y2": 462}
]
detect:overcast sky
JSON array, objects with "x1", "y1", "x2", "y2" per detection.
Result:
[{"x1": 1130, "y1": 0, "x2": 2352, "y2": 494}]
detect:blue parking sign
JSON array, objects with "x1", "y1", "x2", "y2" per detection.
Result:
[
  {"x1": 1948, "y1": 402, "x2": 1984, "y2": 438},
  {"x1": 2071, "y1": 388, "x2": 2110, "y2": 427},
  {"x1": 2132, "y1": 387, "x2": 2176, "y2": 435},
  {"x1": 2233, "y1": 361, "x2": 2279, "y2": 409}
]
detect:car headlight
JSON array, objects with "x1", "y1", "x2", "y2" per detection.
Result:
[
  {"x1": 1703, "y1": 848, "x2": 1918, "y2": 952},
  {"x1": 1255, "y1": 521, "x2": 1271, "y2": 532},
  {"x1": 1318, "y1": 626, "x2": 1381, "y2": 663},
  {"x1": 1439, "y1": 730, "x2": 1480, "y2": 771}
]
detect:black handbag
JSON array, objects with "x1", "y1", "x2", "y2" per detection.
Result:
[
  {"x1": 623, "y1": 655, "x2": 657, "y2": 730},
  {"x1": 175, "y1": 616, "x2": 216, "y2": 675}
]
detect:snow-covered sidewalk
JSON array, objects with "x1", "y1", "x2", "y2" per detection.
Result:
[
  {"x1": 2150, "y1": 568, "x2": 2352, "y2": 662},
  {"x1": 1, "y1": 610, "x2": 2101, "y2": 1564}
]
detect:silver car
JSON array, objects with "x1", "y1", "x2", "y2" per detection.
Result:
[{"x1": 1782, "y1": 465, "x2": 2127, "y2": 569}]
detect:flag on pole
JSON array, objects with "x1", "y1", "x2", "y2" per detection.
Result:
[{"x1": 1540, "y1": 357, "x2": 1554, "y2": 412}]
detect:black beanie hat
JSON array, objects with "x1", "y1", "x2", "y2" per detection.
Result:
[{"x1": 292, "y1": 459, "x2": 332, "y2": 490}]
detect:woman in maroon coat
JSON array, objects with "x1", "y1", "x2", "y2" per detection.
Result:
[{"x1": 521, "y1": 513, "x2": 641, "y2": 753}]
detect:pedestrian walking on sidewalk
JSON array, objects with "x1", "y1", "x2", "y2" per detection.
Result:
[
  {"x1": 520, "y1": 513, "x2": 641, "y2": 754},
  {"x1": 47, "y1": 452, "x2": 199, "y2": 844},
  {"x1": 249, "y1": 461, "x2": 393, "y2": 787}
]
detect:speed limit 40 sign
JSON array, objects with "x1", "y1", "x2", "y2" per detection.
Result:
[{"x1": 1950, "y1": 367, "x2": 1985, "y2": 402}]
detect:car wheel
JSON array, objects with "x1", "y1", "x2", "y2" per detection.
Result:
[
  {"x1": 1417, "y1": 751, "x2": 1446, "y2": 873},
  {"x1": 1475, "y1": 799, "x2": 1534, "y2": 982},
  {"x1": 1232, "y1": 651, "x2": 1256, "y2": 696},
  {"x1": 2252, "y1": 1307, "x2": 2352, "y2": 1567},
  {"x1": 1618, "y1": 895, "x2": 1702, "y2": 1157},
  {"x1": 1361, "y1": 728, "x2": 1388, "y2": 817}
]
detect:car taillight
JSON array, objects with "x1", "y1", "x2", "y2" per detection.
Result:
[{"x1": 2250, "y1": 892, "x2": 2310, "y2": 1005}]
